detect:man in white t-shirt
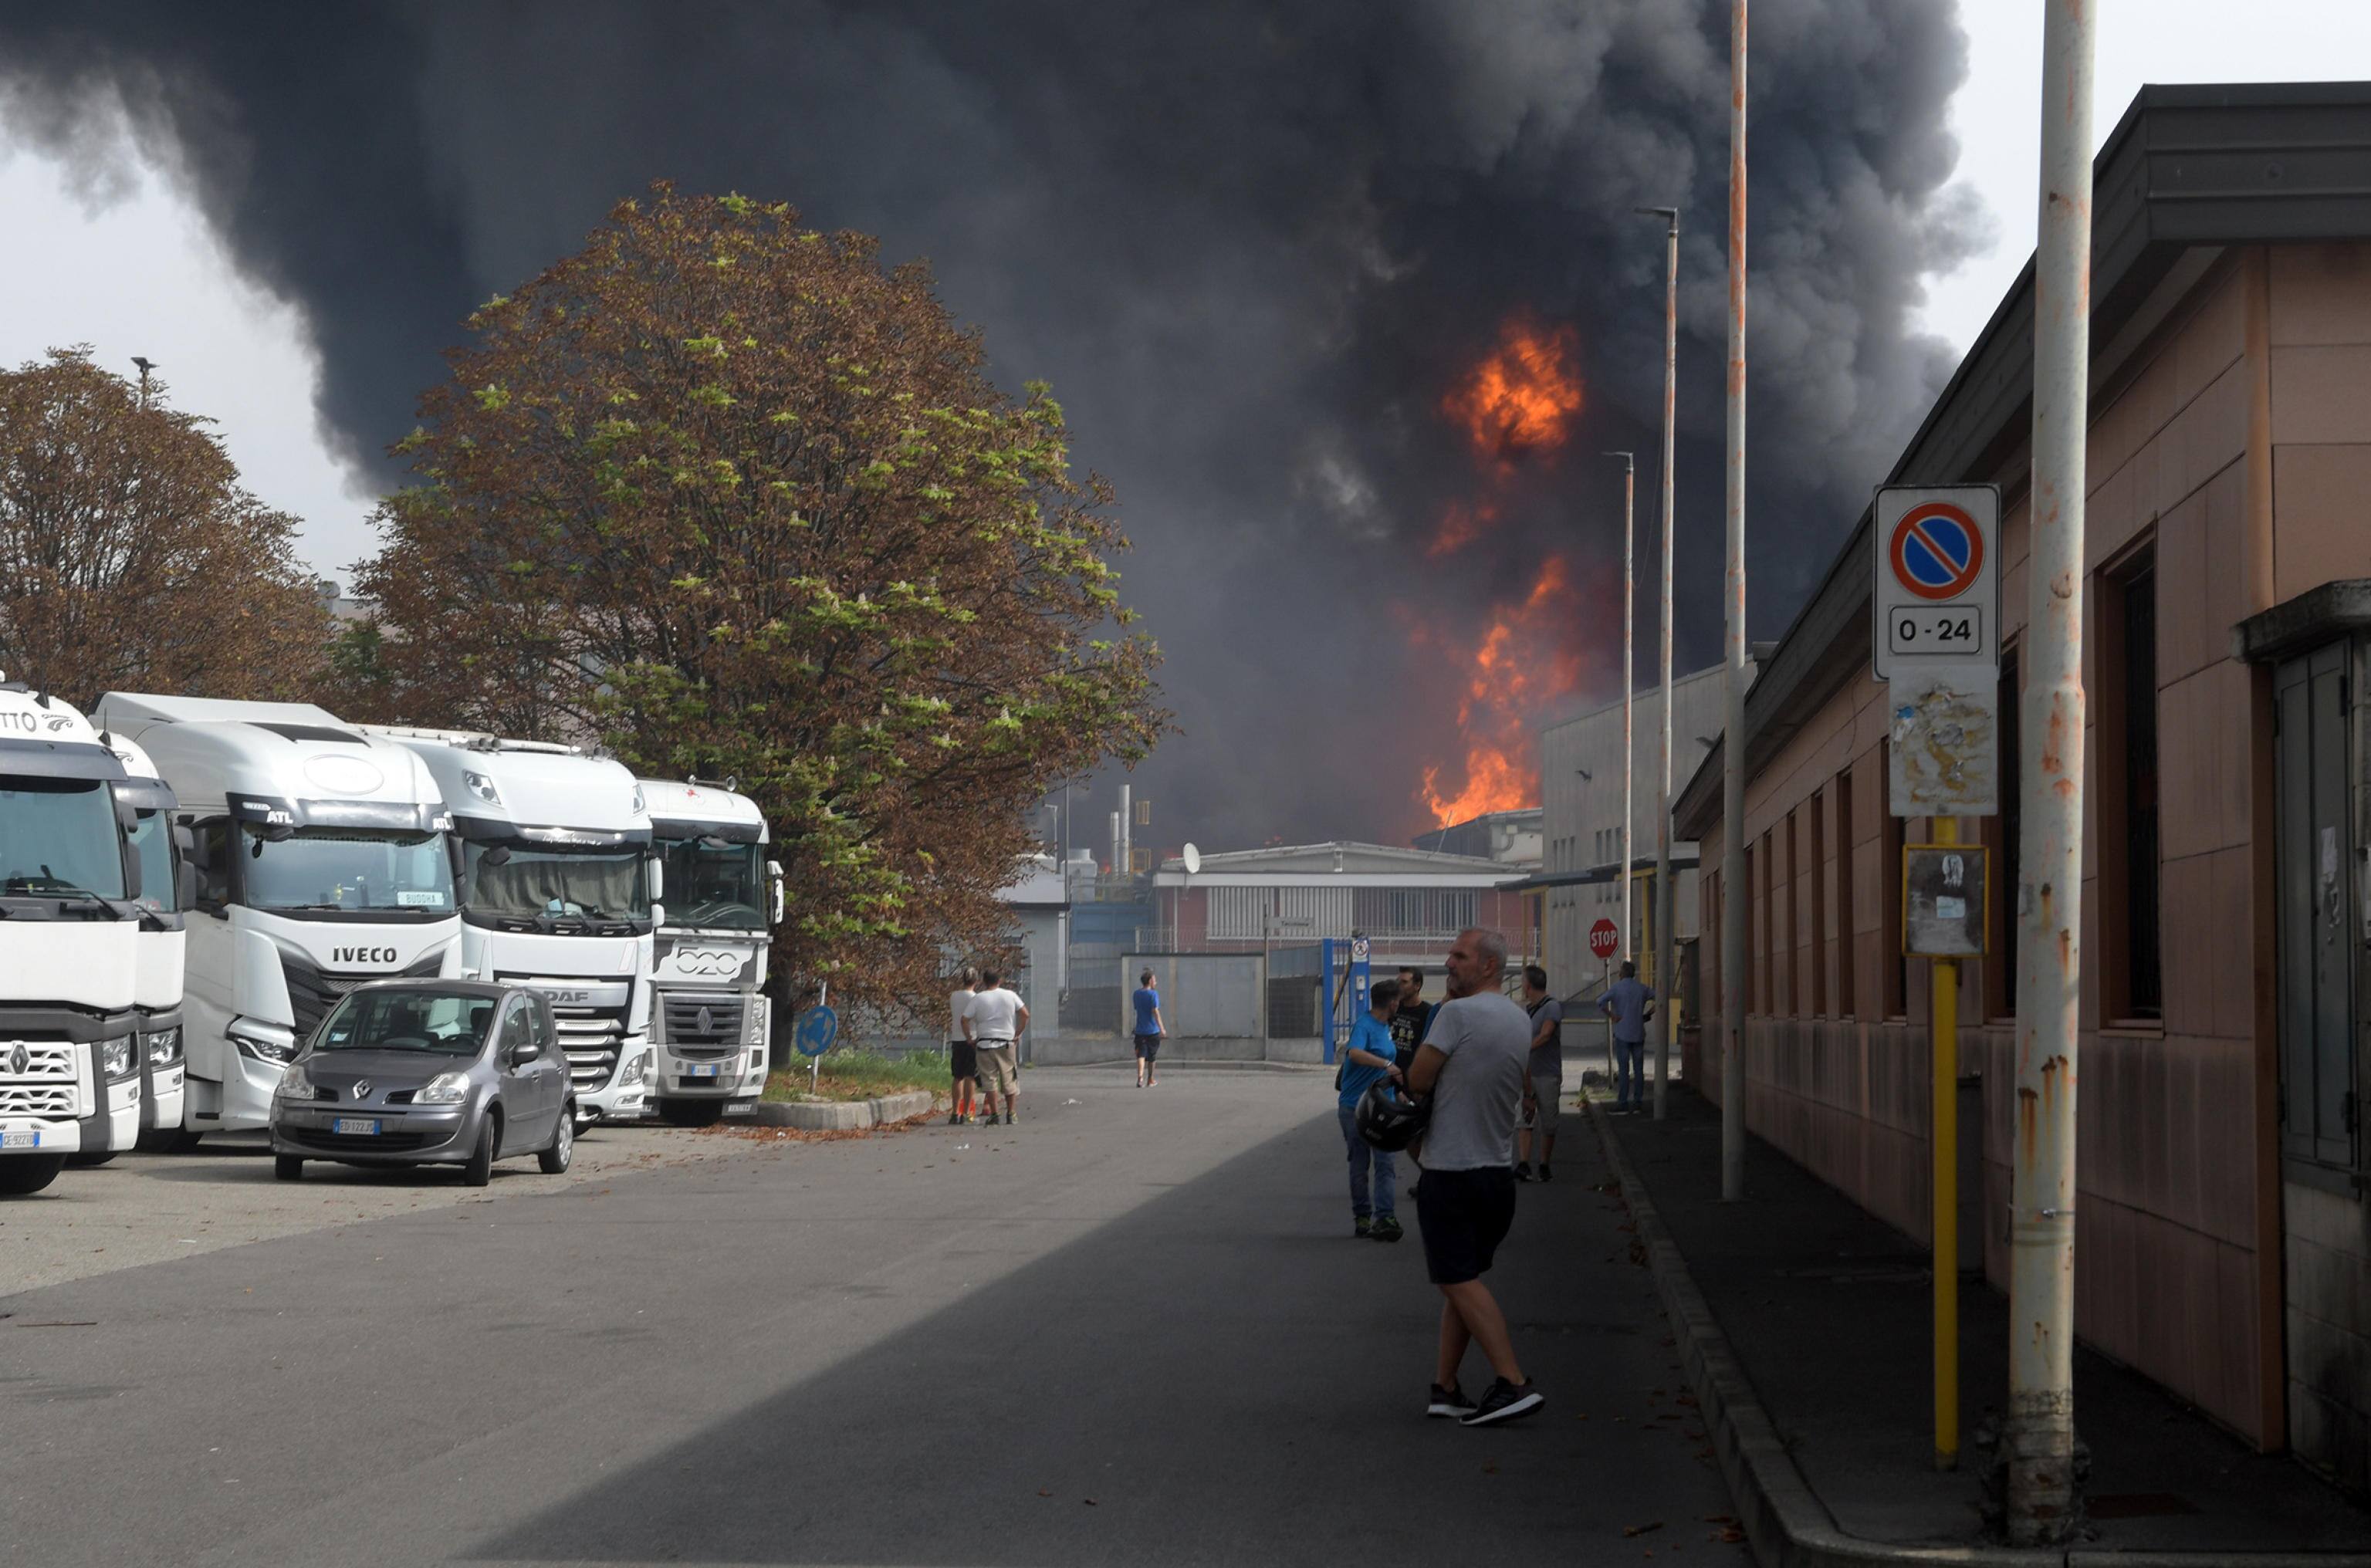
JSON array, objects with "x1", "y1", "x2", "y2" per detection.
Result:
[{"x1": 964, "y1": 968, "x2": 1029, "y2": 1126}]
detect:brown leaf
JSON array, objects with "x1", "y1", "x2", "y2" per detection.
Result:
[{"x1": 1623, "y1": 1522, "x2": 1664, "y2": 1538}]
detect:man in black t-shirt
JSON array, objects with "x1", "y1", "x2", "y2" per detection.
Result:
[{"x1": 1388, "y1": 966, "x2": 1435, "y2": 1076}]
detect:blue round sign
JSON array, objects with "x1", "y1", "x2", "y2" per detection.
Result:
[
  {"x1": 1889, "y1": 502, "x2": 1985, "y2": 601},
  {"x1": 793, "y1": 1004, "x2": 838, "y2": 1058}
]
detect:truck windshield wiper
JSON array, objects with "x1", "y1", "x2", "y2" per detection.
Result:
[{"x1": 5, "y1": 877, "x2": 100, "y2": 899}]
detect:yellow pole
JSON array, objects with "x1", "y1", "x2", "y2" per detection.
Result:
[{"x1": 1931, "y1": 818, "x2": 1959, "y2": 1471}]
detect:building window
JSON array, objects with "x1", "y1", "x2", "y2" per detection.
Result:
[
  {"x1": 1809, "y1": 791, "x2": 1829, "y2": 1017},
  {"x1": 2099, "y1": 549, "x2": 2163, "y2": 1021},
  {"x1": 1781, "y1": 812, "x2": 1799, "y2": 1016},
  {"x1": 1881, "y1": 742, "x2": 1906, "y2": 1018},
  {"x1": 1758, "y1": 830, "x2": 1774, "y2": 1014},
  {"x1": 1988, "y1": 647, "x2": 2021, "y2": 1019},
  {"x1": 1835, "y1": 767, "x2": 1856, "y2": 1019}
]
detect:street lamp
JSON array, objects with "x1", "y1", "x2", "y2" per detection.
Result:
[
  {"x1": 1639, "y1": 203, "x2": 1679, "y2": 1120},
  {"x1": 1605, "y1": 450, "x2": 1635, "y2": 972}
]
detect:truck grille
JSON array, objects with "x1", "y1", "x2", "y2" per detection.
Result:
[
  {"x1": 0, "y1": 1042, "x2": 76, "y2": 1081},
  {"x1": 659, "y1": 992, "x2": 745, "y2": 1058},
  {"x1": 282, "y1": 952, "x2": 445, "y2": 1046},
  {"x1": 0, "y1": 1084, "x2": 76, "y2": 1117}
]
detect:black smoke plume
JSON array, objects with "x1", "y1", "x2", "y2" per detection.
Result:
[{"x1": 0, "y1": 1, "x2": 1980, "y2": 850}]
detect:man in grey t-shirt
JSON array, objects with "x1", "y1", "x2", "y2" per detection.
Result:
[
  {"x1": 1405, "y1": 927, "x2": 1546, "y2": 1428},
  {"x1": 1515, "y1": 964, "x2": 1564, "y2": 1181}
]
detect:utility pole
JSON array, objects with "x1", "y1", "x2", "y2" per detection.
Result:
[
  {"x1": 1606, "y1": 451, "x2": 1636, "y2": 972},
  {"x1": 131, "y1": 356, "x2": 157, "y2": 407},
  {"x1": 1720, "y1": 0, "x2": 1749, "y2": 1201},
  {"x1": 1639, "y1": 204, "x2": 1679, "y2": 1120},
  {"x1": 2007, "y1": 0, "x2": 2094, "y2": 1544}
]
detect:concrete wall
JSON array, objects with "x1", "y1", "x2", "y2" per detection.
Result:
[{"x1": 1688, "y1": 250, "x2": 2369, "y2": 1454}]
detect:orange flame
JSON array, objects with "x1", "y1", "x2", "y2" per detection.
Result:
[
  {"x1": 1426, "y1": 499, "x2": 1497, "y2": 558},
  {"x1": 1418, "y1": 556, "x2": 1589, "y2": 828},
  {"x1": 1441, "y1": 318, "x2": 1585, "y2": 465}
]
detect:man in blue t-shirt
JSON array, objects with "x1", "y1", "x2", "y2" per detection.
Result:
[
  {"x1": 1131, "y1": 969, "x2": 1165, "y2": 1087},
  {"x1": 1600, "y1": 961, "x2": 1657, "y2": 1112},
  {"x1": 1338, "y1": 977, "x2": 1406, "y2": 1242}
]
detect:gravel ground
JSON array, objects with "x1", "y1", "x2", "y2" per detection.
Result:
[{"x1": 0, "y1": 1121, "x2": 776, "y2": 1296}]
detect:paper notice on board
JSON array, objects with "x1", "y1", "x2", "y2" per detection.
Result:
[{"x1": 1887, "y1": 663, "x2": 1997, "y2": 817}]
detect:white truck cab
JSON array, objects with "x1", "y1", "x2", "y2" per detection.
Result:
[
  {"x1": 369, "y1": 729, "x2": 657, "y2": 1127},
  {"x1": 98, "y1": 735, "x2": 188, "y2": 1161},
  {"x1": 641, "y1": 778, "x2": 782, "y2": 1126},
  {"x1": 0, "y1": 683, "x2": 151, "y2": 1195},
  {"x1": 95, "y1": 694, "x2": 462, "y2": 1144}
]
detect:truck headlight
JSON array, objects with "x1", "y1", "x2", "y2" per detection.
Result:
[
  {"x1": 620, "y1": 1052, "x2": 648, "y2": 1087},
  {"x1": 274, "y1": 1065, "x2": 315, "y2": 1100},
  {"x1": 100, "y1": 1037, "x2": 137, "y2": 1083},
  {"x1": 229, "y1": 1026, "x2": 297, "y2": 1064},
  {"x1": 416, "y1": 1071, "x2": 470, "y2": 1106},
  {"x1": 145, "y1": 1028, "x2": 182, "y2": 1066}
]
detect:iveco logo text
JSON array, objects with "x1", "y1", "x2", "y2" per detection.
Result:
[{"x1": 333, "y1": 947, "x2": 400, "y2": 965}]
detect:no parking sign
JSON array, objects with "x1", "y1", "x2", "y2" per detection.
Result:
[{"x1": 1872, "y1": 486, "x2": 1998, "y2": 678}]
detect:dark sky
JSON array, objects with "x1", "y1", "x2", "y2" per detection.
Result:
[{"x1": 0, "y1": 1, "x2": 1980, "y2": 852}]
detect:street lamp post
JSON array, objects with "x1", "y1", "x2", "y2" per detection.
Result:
[
  {"x1": 1720, "y1": 0, "x2": 1749, "y2": 1202},
  {"x1": 1605, "y1": 451, "x2": 1636, "y2": 975},
  {"x1": 1638, "y1": 204, "x2": 1679, "y2": 1120}
]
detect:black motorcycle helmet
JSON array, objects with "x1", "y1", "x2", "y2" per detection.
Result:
[{"x1": 1356, "y1": 1079, "x2": 1428, "y2": 1152}]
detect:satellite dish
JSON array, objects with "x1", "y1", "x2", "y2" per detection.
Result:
[{"x1": 1182, "y1": 842, "x2": 1202, "y2": 876}]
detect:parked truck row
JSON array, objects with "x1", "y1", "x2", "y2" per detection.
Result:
[{"x1": 0, "y1": 684, "x2": 782, "y2": 1195}]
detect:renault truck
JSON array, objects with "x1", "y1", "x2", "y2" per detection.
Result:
[
  {"x1": 95, "y1": 694, "x2": 462, "y2": 1144},
  {"x1": 641, "y1": 778, "x2": 783, "y2": 1126},
  {"x1": 0, "y1": 681, "x2": 149, "y2": 1195},
  {"x1": 85, "y1": 733, "x2": 188, "y2": 1164},
  {"x1": 370, "y1": 728, "x2": 657, "y2": 1129}
]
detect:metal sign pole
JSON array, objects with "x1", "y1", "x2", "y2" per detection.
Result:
[
  {"x1": 1720, "y1": 0, "x2": 1750, "y2": 1202},
  {"x1": 1643, "y1": 204, "x2": 1680, "y2": 1122}
]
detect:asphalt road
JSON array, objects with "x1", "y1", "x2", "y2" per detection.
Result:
[{"x1": 1, "y1": 1067, "x2": 1741, "y2": 1566}]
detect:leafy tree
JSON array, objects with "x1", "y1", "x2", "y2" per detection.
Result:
[
  {"x1": 0, "y1": 347, "x2": 330, "y2": 705},
  {"x1": 348, "y1": 185, "x2": 1164, "y2": 1015}
]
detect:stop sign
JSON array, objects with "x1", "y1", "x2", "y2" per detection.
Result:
[{"x1": 1589, "y1": 918, "x2": 1619, "y2": 961}]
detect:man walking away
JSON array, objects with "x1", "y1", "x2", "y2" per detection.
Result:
[
  {"x1": 1408, "y1": 928, "x2": 1545, "y2": 1427},
  {"x1": 1131, "y1": 968, "x2": 1165, "y2": 1088},
  {"x1": 1514, "y1": 965, "x2": 1564, "y2": 1181},
  {"x1": 1338, "y1": 977, "x2": 1405, "y2": 1242},
  {"x1": 948, "y1": 965, "x2": 982, "y2": 1124},
  {"x1": 1599, "y1": 961, "x2": 1656, "y2": 1113},
  {"x1": 1388, "y1": 966, "x2": 1432, "y2": 1077},
  {"x1": 969, "y1": 969, "x2": 1028, "y2": 1125}
]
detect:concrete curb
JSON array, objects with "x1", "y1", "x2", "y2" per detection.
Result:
[
  {"x1": 1585, "y1": 1100, "x2": 2371, "y2": 1568},
  {"x1": 751, "y1": 1089, "x2": 939, "y2": 1130}
]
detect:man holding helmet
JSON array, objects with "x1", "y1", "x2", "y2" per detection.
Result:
[
  {"x1": 1337, "y1": 976, "x2": 1405, "y2": 1242},
  {"x1": 1404, "y1": 927, "x2": 1544, "y2": 1427}
]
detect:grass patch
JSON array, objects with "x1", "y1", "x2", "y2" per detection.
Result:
[{"x1": 763, "y1": 1048, "x2": 949, "y2": 1103}]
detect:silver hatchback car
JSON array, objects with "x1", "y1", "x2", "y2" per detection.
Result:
[{"x1": 268, "y1": 980, "x2": 576, "y2": 1184}]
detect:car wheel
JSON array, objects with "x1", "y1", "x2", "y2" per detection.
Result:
[
  {"x1": 0, "y1": 1154, "x2": 67, "y2": 1196},
  {"x1": 538, "y1": 1107, "x2": 575, "y2": 1174},
  {"x1": 462, "y1": 1113, "x2": 497, "y2": 1187},
  {"x1": 273, "y1": 1154, "x2": 303, "y2": 1182},
  {"x1": 658, "y1": 1100, "x2": 725, "y2": 1129},
  {"x1": 66, "y1": 1149, "x2": 117, "y2": 1168}
]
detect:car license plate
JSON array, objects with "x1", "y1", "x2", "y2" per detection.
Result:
[
  {"x1": 331, "y1": 1118, "x2": 381, "y2": 1137},
  {"x1": 1, "y1": 1129, "x2": 39, "y2": 1150},
  {"x1": 687, "y1": 1063, "x2": 721, "y2": 1079}
]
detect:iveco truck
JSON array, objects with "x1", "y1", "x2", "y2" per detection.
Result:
[
  {"x1": 641, "y1": 778, "x2": 782, "y2": 1126},
  {"x1": 95, "y1": 694, "x2": 462, "y2": 1144},
  {"x1": 0, "y1": 682, "x2": 149, "y2": 1195},
  {"x1": 370, "y1": 728, "x2": 657, "y2": 1129}
]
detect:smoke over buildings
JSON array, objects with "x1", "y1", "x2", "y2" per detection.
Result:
[{"x1": 0, "y1": 1, "x2": 1981, "y2": 847}]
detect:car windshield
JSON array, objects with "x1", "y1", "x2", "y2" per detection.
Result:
[
  {"x1": 127, "y1": 807, "x2": 178, "y2": 914},
  {"x1": 243, "y1": 826, "x2": 455, "y2": 914},
  {"x1": 0, "y1": 778, "x2": 127, "y2": 900},
  {"x1": 465, "y1": 841, "x2": 649, "y2": 922},
  {"x1": 316, "y1": 988, "x2": 496, "y2": 1055},
  {"x1": 657, "y1": 835, "x2": 765, "y2": 929}
]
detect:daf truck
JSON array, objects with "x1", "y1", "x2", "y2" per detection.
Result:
[
  {"x1": 0, "y1": 682, "x2": 151, "y2": 1195},
  {"x1": 370, "y1": 729, "x2": 657, "y2": 1129},
  {"x1": 641, "y1": 778, "x2": 783, "y2": 1126},
  {"x1": 95, "y1": 694, "x2": 462, "y2": 1144}
]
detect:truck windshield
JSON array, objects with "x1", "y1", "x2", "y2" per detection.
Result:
[
  {"x1": 242, "y1": 827, "x2": 456, "y2": 914},
  {"x1": 127, "y1": 807, "x2": 178, "y2": 914},
  {"x1": 316, "y1": 988, "x2": 496, "y2": 1055},
  {"x1": 0, "y1": 778, "x2": 128, "y2": 900},
  {"x1": 465, "y1": 842, "x2": 649, "y2": 923},
  {"x1": 656, "y1": 835, "x2": 766, "y2": 929}
]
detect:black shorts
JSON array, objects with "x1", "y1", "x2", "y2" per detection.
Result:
[
  {"x1": 1415, "y1": 1167, "x2": 1518, "y2": 1285},
  {"x1": 949, "y1": 1039, "x2": 978, "y2": 1079},
  {"x1": 1134, "y1": 1033, "x2": 1161, "y2": 1060}
]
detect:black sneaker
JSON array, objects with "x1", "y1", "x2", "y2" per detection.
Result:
[
  {"x1": 1460, "y1": 1377, "x2": 1545, "y2": 1426},
  {"x1": 1355, "y1": 1215, "x2": 1375, "y2": 1239},
  {"x1": 946, "y1": 1111, "x2": 961, "y2": 1126},
  {"x1": 1426, "y1": 1383, "x2": 1478, "y2": 1419},
  {"x1": 1369, "y1": 1215, "x2": 1404, "y2": 1243},
  {"x1": 1538, "y1": 1164, "x2": 1554, "y2": 1182},
  {"x1": 1514, "y1": 1161, "x2": 1534, "y2": 1182}
]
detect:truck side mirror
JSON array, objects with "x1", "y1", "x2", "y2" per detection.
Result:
[
  {"x1": 648, "y1": 856, "x2": 665, "y2": 903},
  {"x1": 176, "y1": 859, "x2": 198, "y2": 911},
  {"x1": 768, "y1": 860, "x2": 785, "y2": 925}
]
